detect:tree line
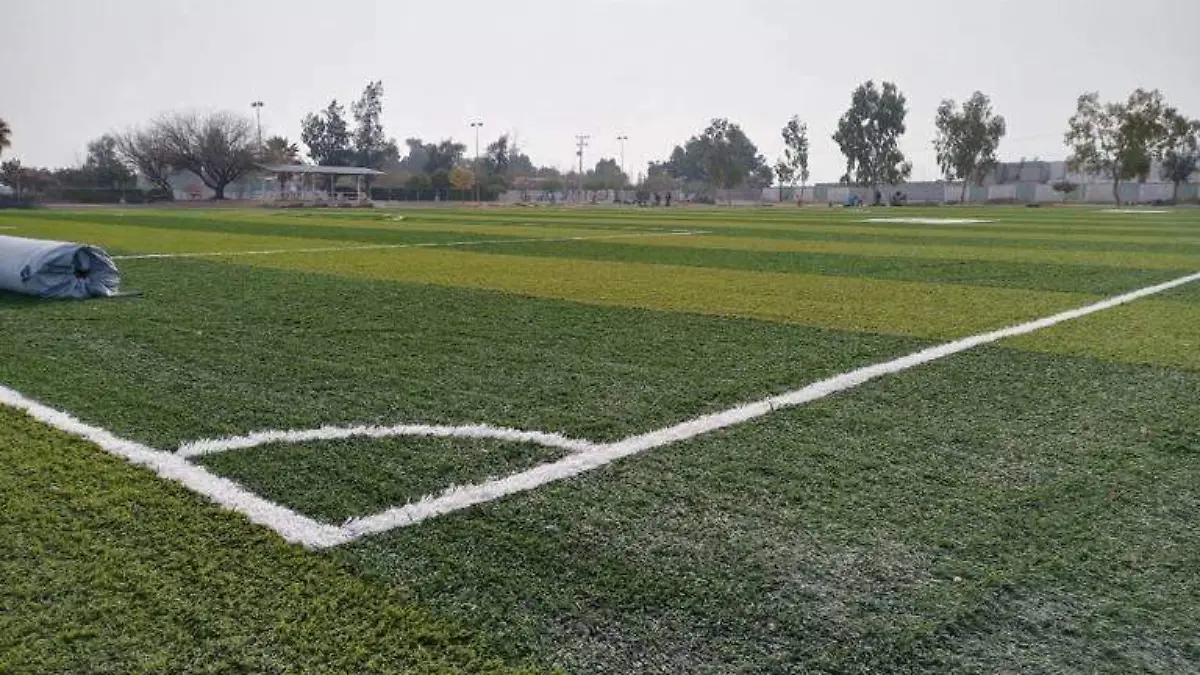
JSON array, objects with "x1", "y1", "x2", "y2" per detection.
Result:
[{"x1": 1, "y1": 80, "x2": 1197, "y2": 204}]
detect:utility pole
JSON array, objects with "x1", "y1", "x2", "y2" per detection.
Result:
[
  {"x1": 251, "y1": 101, "x2": 264, "y2": 148},
  {"x1": 617, "y1": 134, "x2": 628, "y2": 194},
  {"x1": 470, "y1": 120, "x2": 484, "y2": 202},
  {"x1": 575, "y1": 134, "x2": 589, "y2": 202}
]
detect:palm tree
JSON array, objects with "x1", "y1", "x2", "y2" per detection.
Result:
[
  {"x1": 0, "y1": 118, "x2": 11, "y2": 160},
  {"x1": 261, "y1": 135, "x2": 300, "y2": 164}
]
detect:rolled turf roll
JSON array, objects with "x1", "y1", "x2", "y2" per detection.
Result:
[{"x1": 0, "y1": 235, "x2": 120, "y2": 299}]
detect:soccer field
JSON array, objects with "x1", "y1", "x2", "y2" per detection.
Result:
[{"x1": 2, "y1": 205, "x2": 1199, "y2": 672}]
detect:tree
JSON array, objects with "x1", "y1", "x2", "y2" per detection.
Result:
[
  {"x1": 1, "y1": 160, "x2": 22, "y2": 195},
  {"x1": 351, "y1": 80, "x2": 397, "y2": 171},
  {"x1": 934, "y1": 91, "x2": 1007, "y2": 203},
  {"x1": 833, "y1": 80, "x2": 912, "y2": 189},
  {"x1": 479, "y1": 135, "x2": 511, "y2": 190},
  {"x1": 261, "y1": 136, "x2": 300, "y2": 164},
  {"x1": 0, "y1": 118, "x2": 10, "y2": 160},
  {"x1": 665, "y1": 118, "x2": 769, "y2": 201},
  {"x1": 114, "y1": 126, "x2": 175, "y2": 195},
  {"x1": 300, "y1": 100, "x2": 352, "y2": 166},
  {"x1": 397, "y1": 138, "x2": 430, "y2": 173},
  {"x1": 448, "y1": 165, "x2": 475, "y2": 194},
  {"x1": 587, "y1": 157, "x2": 628, "y2": 191},
  {"x1": 84, "y1": 134, "x2": 135, "y2": 189},
  {"x1": 424, "y1": 140, "x2": 466, "y2": 190},
  {"x1": 775, "y1": 115, "x2": 809, "y2": 201},
  {"x1": 1065, "y1": 89, "x2": 1169, "y2": 205},
  {"x1": 1159, "y1": 109, "x2": 1200, "y2": 202},
  {"x1": 158, "y1": 111, "x2": 257, "y2": 200}
]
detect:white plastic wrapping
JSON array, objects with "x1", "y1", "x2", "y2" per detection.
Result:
[{"x1": 0, "y1": 235, "x2": 120, "y2": 299}]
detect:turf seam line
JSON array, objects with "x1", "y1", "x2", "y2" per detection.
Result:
[
  {"x1": 0, "y1": 386, "x2": 352, "y2": 548},
  {"x1": 109, "y1": 230, "x2": 705, "y2": 260}
]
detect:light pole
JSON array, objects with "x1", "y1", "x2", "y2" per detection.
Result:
[
  {"x1": 575, "y1": 134, "x2": 590, "y2": 202},
  {"x1": 617, "y1": 135, "x2": 628, "y2": 195},
  {"x1": 470, "y1": 120, "x2": 483, "y2": 202},
  {"x1": 251, "y1": 101, "x2": 264, "y2": 148}
]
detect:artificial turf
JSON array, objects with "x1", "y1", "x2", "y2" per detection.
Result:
[
  {"x1": 0, "y1": 406, "x2": 534, "y2": 674},
  {"x1": 1, "y1": 204, "x2": 1197, "y2": 673},
  {"x1": 337, "y1": 346, "x2": 1200, "y2": 673}
]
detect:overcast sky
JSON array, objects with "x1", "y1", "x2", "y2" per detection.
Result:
[{"x1": 2, "y1": 0, "x2": 1198, "y2": 182}]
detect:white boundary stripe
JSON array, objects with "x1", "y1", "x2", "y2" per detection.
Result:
[
  {"x1": 178, "y1": 422, "x2": 595, "y2": 458},
  {"x1": 111, "y1": 230, "x2": 703, "y2": 260},
  {"x1": 334, "y1": 270, "x2": 1200, "y2": 545},
  {"x1": 2, "y1": 270, "x2": 1198, "y2": 549},
  {"x1": 0, "y1": 385, "x2": 353, "y2": 548}
]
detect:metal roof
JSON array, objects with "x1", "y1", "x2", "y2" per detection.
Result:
[{"x1": 259, "y1": 164, "x2": 385, "y2": 176}]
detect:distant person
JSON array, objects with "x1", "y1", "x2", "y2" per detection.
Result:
[
  {"x1": 653, "y1": 192, "x2": 661, "y2": 207},
  {"x1": 665, "y1": 192, "x2": 671, "y2": 207}
]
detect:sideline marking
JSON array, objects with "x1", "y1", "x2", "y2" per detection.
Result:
[
  {"x1": 1101, "y1": 209, "x2": 1170, "y2": 214},
  {"x1": 111, "y1": 230, "x2": 704, "y2": 260}
]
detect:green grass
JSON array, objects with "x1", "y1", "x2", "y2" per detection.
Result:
[
  {"x1": 1, "y1": 204, "x2": 1198, "y2": 672},
  {"x1": 0, "y1": 406, "x2": 533, "y2": 674},
  {"x1": 0, "y1": 259, "x2": 925, "y2": 447},
  {"x1": 199, "y1": 436, "x2": 576, "y2": 523},
  {"x1": 337, "y1": 347, "x2": 1200, "y2": 673}
]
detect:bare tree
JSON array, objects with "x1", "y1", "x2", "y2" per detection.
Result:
[
  {"x1": 158, "y1": 112, "x2": 257, "y2": 199},
  {"x1": 114, "y1": 127, "x2": 175, "y2": 196}
]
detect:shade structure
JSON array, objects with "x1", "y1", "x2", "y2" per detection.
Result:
[{"x1": 0, "y1": 235, "x2": 120, "y2": 299}]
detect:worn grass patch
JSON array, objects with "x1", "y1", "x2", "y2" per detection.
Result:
[{"x1": 0, "y1": 406, "x2": 533, "y2": 674}]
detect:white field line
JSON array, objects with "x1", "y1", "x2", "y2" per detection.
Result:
[
  {"x1": 333, "y1": 270, "x2": 1200, "y2": 545},
  {"x1": 0, "y1": 385, "x2": 351, "y2": 548},
  {"x1": 4, "y1": 270, "x2": 1199, "y2": 549},
  {"x1": 0, "y1": 226, "x2": 16, "y2": 230},
  {"x1": 110, "y1": 230, "x2": 704, "y2": 260},
  {"x1": 178, "y1": 423, "x2": 595, "y2": 458}
]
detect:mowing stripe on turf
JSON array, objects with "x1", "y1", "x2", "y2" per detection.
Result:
[
  {"x1": 4, "y1": 271, "x2": 1197, "y2": 548},
  {"x1": 332, "y1": 270, "x2": 1200, "y2": 544},
  {"x1": 110, "y1": 230, "x2": 704, "y2": 260},
  {"x1": 150, "y1": 269, "x2": 1200, "y2": 545}
]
